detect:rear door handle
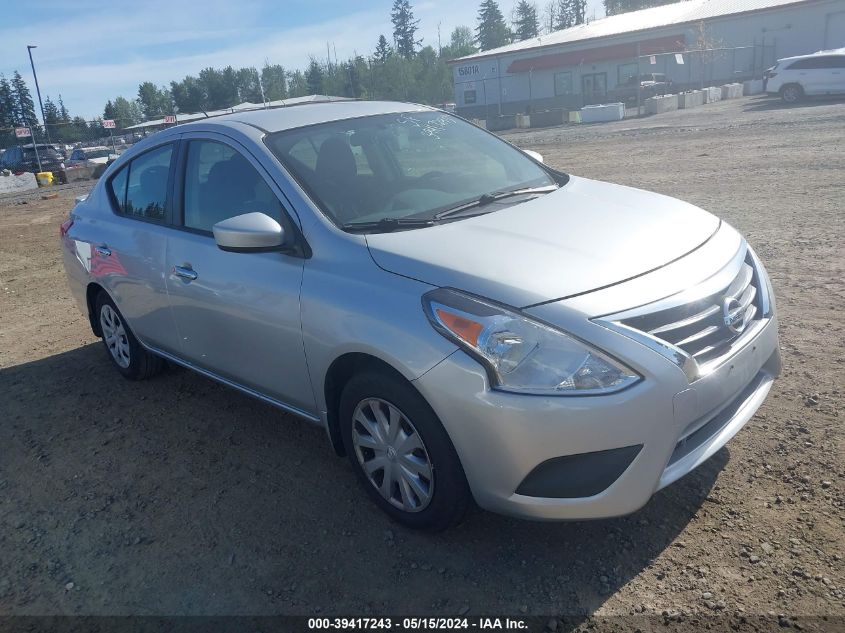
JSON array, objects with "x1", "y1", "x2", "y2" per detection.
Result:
[
  {"x1": 173, "y1": 265, "x2": 198, "y2": 281},
  {"x1": 95, "y1": 245, "x2": 111, "y2": 257}
]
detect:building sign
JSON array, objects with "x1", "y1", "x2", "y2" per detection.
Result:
[
  {"x1": 14, "y1": 127, "x2": 31, "y2": 138},
  {"x1": 164, "y1": 115, "x2": 177, "y2": 124},
  {"x1": 457, "y1": 64, "x2": 481, "y2": 77},
  {"x1": 103, "y1": 119, "x2": 116, "y2": 128}
]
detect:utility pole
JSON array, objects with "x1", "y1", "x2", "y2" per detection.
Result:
[{"x1": 27, "y1": 45, "x2": 52, "y2": 146}]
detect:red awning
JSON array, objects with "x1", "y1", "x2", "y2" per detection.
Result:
[{"x1": 507, "y1": 34, "x2": 686, "y2": 73}]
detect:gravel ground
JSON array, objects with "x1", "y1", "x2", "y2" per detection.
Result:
[{"x1": 0, "y1": 95, "x2": 842, "y2": 629}]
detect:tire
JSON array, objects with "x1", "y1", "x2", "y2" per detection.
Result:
[
  {"x1": 781, "y1": 84, "x2": 803, "y2": 104},
  {"x1": 339, "y1": 369, "x2": 471, "y2": 531},
  {"x1": 95, "y1": 292, "x2": 163, "y2": 380}
]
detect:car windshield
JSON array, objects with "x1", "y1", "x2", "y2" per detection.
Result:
[
  {"x1": 266, "y1": 111, "x2": 557, "y2": 229},
  {"x1": 86, "y1": 150, "x2": 113, "y2": 159}
]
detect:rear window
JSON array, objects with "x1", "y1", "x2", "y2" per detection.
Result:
[{"x1": 108, "y1": 144, "x2": 173, "y2": 221}]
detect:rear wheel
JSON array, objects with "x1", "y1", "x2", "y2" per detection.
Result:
[
  {"x1": 339, "y1": 370, "x2": 471, "y2": 531},
  {"x1": 781, "y1": 84, "x2": 803, "y2": 104},
  {"x1": 96, "y1": 292, "x2": 163, "y2": 380}
]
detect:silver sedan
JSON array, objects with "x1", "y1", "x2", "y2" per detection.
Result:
[{"x1": 61, "y1": 101, "x2": 780, "y2": 530}]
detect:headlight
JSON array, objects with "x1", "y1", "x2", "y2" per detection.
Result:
[{"x1": 423, "y1": 288, "x2": 640, "y2": 395}]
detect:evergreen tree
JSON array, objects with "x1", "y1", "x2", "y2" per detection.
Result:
[
  {"x1": 11, "y1": 71, "x2": 39, "y2": 130},
  {"x1": 288, "y1": 69, "x2": 308, "y2": 97},
  {"x1": 605, "y1": 0, "x2": 679, "y2": 16},
  {"x1": 103, "y1": 100, "x2": 116, "y2": 120},
  {"x1": 476, "y1": 0, "x2": 511, "y2": 51},
  {"x1": 374, "y1": 35, "x2": 393, "y2": 63},
  {"x1": 306, "y1": 59, "x2": 324, "y2": 94},
  {"x1": 261, "y1": 63, "x2": 287, "y2": 101},
  {"x1": 57, "y1": 94, "x2": 70, "y2": 122},
  {"x1": 513, "y1": 1, "x2": 539, "y2": 40},
  {"x1": 42, "y1": 95, "x2": 60, "y2": 141},
  {"x1": 391, "y1": 0, "x2": 421, "y2": 58},
  {"x1": 554, "y1": 0, "x2": 586, "y2": 29},
  {"x1": 235, "y1": 67, "x2": 264, "y2": 103},
  {"x1": 0, "y1": 75, "x2": 16, "y2": 133}
]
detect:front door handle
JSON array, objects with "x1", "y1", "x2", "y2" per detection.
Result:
[
  {"x1": 95, "y1": 245, "x2": 111, "y2": 257},
  {"x1": 173, "y1": 265, "x2": 198, "y2": 281}
]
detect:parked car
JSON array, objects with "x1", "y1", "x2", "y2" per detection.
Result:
[
  {"x1": 66, "y1": 146, "x2": 120, "y2": 169},
  {"x1": 608, "y1": 72, "x2": 672, "y2": 103},
  {"x1": 0, "y1": 143, "x2": 65, "y2": 174},
  {"x1": 765, "y1": 48, "x2": 845, "y2": 102},
  {"x1": 61, "y1": 102, "x2": 780, "y2": 530}
]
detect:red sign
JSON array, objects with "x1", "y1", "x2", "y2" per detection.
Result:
[
  {"x1": 164, "y1": 115, "x2": 177, "y2": 124},
  {"x1": 103, "y1": 119, "x2": 116, "y2": 128},
  {"x1": 15, "y1": 127, "x2": 31, "y2": 138}
]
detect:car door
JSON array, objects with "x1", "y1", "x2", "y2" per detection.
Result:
[
  {"x1": 94, "y1": 140, "x2": 183, "y2": 355},
  {"x1": 823, "y1": 55, "x2": 845, "y2": 93},
  {"x1": 164, "y1": 133, "x2": 315, "y2": 415}
]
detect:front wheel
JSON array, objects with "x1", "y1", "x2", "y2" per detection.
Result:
[
  {"x1": 339, "y1": 370, "x2": 471, "y2": 531},
  {"x1": 781, "y1": 84, "x2": 803, "y2": 104},
  {"x1": 96, "y1": 292, "x2": 163, "y2": 380}
]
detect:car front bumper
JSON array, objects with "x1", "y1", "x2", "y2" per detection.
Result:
[{"x1": 413, "y1": 314, "x2": 780, "y2": 520}]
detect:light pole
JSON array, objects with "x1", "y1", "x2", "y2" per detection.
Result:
[{"x1": 27, "y1": 45, "x2": 52, "y2": 146}]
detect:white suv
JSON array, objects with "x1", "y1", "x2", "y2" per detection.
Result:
[{"x1": 765, "y1": 48, "x2": 845, "y2": 103}]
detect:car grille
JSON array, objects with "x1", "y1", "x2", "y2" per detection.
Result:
[{"x1": 619, "y1": 253, "x2": 763, "y2": 366}]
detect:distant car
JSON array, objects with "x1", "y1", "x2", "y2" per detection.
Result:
[
  {"x1": 66, "y1": 146, "x2": 120, "y2": 169},
  {"x1": 765, "y1": 48, "x2": 845, "y2": 103},
  {"x1": 608, "y1": 73, "x2": 672, "y2": 104},
  {"x1": 0, "y1": 144, "x2": 65, "y2": 174}
]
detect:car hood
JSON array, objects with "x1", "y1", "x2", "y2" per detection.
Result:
[{"x1": 365, "y1": 175, "x2": 720, "y2": 308}]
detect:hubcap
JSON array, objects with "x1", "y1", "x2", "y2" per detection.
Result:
[
  {"x1": 100, "y1": 304, "x2": 131, "y2": 369},
  {"x1": 351, "y1": 398, "x2": 434, "y2": 513}
]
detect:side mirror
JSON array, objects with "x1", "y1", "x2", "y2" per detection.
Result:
[
  {"x1": 212, "y1": 212, "x2": 285, "y2": 252},
  {"x1": 523, "y1": 149, "x2": 544, "y2": 164}
]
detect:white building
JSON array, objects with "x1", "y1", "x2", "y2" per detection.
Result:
[{"x1": 449, "y1": 0, "x2": 845, "y2": 118}]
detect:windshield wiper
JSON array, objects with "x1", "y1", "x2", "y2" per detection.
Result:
[
  {"x1": 342, "y1": 217, "x2": 436, "y2": 233},
  {"x1": 434, "y1": 185, "x2": 559, "y2": 220}
]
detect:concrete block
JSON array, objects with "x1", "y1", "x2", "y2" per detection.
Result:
[
  {"x1": 0, "y1": 170, "x2": 38, "y2": 195},
  {"x1": 721, "y1": 83, "x2": 743, "y2": 99},
  {"x1": 579, "y1": 103, "x2": 625, "y2": 123},
  {"x1": 530, "y1": 109, "x2": 565, "y2": 128},
  {"x1": 64, "y1": 166, "x2": 95, "y2": 183},
  {"x1": 485, "y1": 115, "x2": 516, "y2": 132},
  {"x1": 743, "y1": 79, "x2": 764, "y2": 96},
  {"x1": 645, "y1": 94, "x2": 679, "y2": 115},
  {"x1": 678, "y1": 90, "x2": 704, "y2": 109},
  {"x1": 702, "y1": 86, "x2": 722, "y2": 103},
  {"x1": 515, "y1": 114, "x2": 531, "y2": 129}
]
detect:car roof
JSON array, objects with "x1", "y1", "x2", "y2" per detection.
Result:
[
  {"x1": 176, "y1": 100, "x2": 434, "y2": 134},
  {"x1": 778, "y1": 47, "x2": 845, "y2": 63}
]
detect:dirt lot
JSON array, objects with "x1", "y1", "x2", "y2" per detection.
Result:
[{"x1": 1, "y1": 96, "x2": 843, "y2": 627}]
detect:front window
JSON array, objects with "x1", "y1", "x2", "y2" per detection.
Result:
[
  {"x1": 182, "y1": 140, "x2": 284, "y2": 233},
  {"x1": 266, "y1": 112, "x2": 556, "y2": 230}
]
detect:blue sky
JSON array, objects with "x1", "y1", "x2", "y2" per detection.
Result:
[{"x1": 1, "y1": 0, "x2": 604, "y2": 120}]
